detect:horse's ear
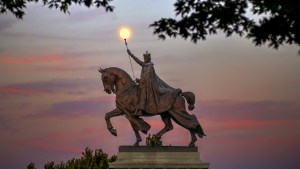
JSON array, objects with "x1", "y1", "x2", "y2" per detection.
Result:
[{"x1": 98, "y1": 68, "x2": 105, "y2": 73}]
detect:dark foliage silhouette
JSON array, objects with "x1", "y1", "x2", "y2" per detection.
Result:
[{"x1": 26, "y1": 147, "x2": 116, "y2": 169}]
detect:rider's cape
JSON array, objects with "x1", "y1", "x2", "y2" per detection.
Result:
[{"x1": 139, "y1": 62, "x2": 180, "y2": 114}]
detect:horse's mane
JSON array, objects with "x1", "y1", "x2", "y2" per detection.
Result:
[{"x1": 105, "y1": 67, "x2": 134, "y2": 82}]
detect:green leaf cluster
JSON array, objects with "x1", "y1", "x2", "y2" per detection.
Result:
[
  {"x1": 26, "y1": 147, "x2": 117, "y2": 169},
  {"x1": 146, "y1": 134, "x2": 162, "y2": 147}
]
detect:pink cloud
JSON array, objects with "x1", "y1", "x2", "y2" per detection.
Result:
[
  {"x1": 252, "y1": 135, "x2": 300, "y2": 148},
  {"x1": 216, "y1": 119, "x2": 297, "y2": 130},
  {"x1": 0, "y1": 78, "x2": 101, "y2": 96},
  {"x1": 7, "y1": 99, "x2": 299, "y2": 169},
  {"x1": 33, "y1": 66, "x2": 79, "y2": 72},
  {"x1": 29, "y1": 96, "x2": 115, "y2": 119},
  {"x1": 0, "y1": 87, "x2": 43, "y2": 94},
  {"x1": 12, "y1": 127, "x2": 110, "y2": 154},
  {"x1": 41, "y1": 128, "x2": 106, "y2": 142},
  {"x1": 0, "y1": 55, "x2": 61, "y2": 64},
  {"x1": 195, "y1": 100, "x2": 300, "y2": 121},
  {"x1": 80, "y1": 128, "x2": 100, "y2": 135},
  {"x1": 15, "y1": 140, "x2": 82, "y2": 153}
]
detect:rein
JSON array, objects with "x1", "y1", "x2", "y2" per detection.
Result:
[{"x1": 107, "y1": 70, "x2": 136, "y2": 94}]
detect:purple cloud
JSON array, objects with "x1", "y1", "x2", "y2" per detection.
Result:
[
  {"x1": 196, "y1": 100, "x2": 300, "y2": 121},
  {"x1": 63, "y1": 8, "x2": 108, "y2": 22},
  {"x1": 0, "y1": 17, "x2": 17, "y2": 32},
  {"x1": 0, "y1": 55, "x2": 61, "y2": 64},
  {"x1": 0, "y1": 78, "x2": 102, "y2": 96},
  {"x1": 33, "y1": 97, "x2": 115, "y2": 118},
  {"x1": 2, "y1": 99, "x2": 299, "y2": 169},
  {"x1": 2, "y1": 31, "x2": 110, "y2": 42},
  {"x1": 14, "y1": 140, "x2": 82, "y2": 153}
]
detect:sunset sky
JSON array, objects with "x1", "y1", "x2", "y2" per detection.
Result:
[{"x1": 0, "y1": 1, "x2": 300, "y2": 169}]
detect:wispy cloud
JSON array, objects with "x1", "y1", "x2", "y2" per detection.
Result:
[
  {"x1": 0, "y1": 115, "x2": 15, "y2": 134},
  {"x1": 0, "y1": 78, "x2": 101, "y2": 96},
  {"x1": 196, "y1": 100, "x2": 300, "y2": 121},
  {"x1": 216, "y1": 119, "x2": 294, "y2": 130},
  {"x1": 3, "y1": 99, "x2": 300, "y2": 169},
  {"x1": 33, "y1": 97, "x2": 114, "y2": 118},
  {"x1": 0, "y1": 17, "x2": 17, "y2": 32},
  {"x1": 0, "y1": 87, "x2": 44, "y2": 94},
  {"x1": 0, "y1": 55, "x2": 61, "y2": 64},
  {"x1": 14, "y1": 140, "x2": 82, "y2": 153},
  {"x1": 63, "y1": 8, "x2": 108, "y2": 22},
  {"x1": 2, "y1": 31, "x2": 109, "y2": 42}
]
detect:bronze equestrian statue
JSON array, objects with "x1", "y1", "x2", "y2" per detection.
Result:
[{"x1": 98, "y1": 51, "x2": 206, "y2": 147}]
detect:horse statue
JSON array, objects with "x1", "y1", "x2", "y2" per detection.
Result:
[{"x1": 98, "y1": 67, "x2": 206, "y2": 147}]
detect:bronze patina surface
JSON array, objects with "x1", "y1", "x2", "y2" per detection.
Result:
[
  {"x1": 98, "y1": 51, "x2": 206, "y2": 147},
  {"x1": 119, "y1": 146, "x2": 198, "y2": 152}
]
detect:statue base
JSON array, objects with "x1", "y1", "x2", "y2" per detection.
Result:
[{"x1": 109, "y1": 146, "x2": 210, "y2": 169}]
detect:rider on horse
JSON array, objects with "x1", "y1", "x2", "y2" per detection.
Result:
[{"x1": 127, "y1": 49, "x2": 181, "y2": 116}]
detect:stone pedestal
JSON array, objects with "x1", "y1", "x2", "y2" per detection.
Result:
[{"x1": 109, "y1": 146, "x2": 210, "y2": 169}]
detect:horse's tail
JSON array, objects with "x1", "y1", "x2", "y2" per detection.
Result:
[{"x1": 182, "y1": 91, "x2": 195, "y2": 111}]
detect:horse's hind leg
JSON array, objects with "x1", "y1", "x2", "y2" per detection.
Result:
[
  {"x1": 156, "y1": 113, "x2": 173, "y2": 139},
  {"x1": 189, "y1": 130, "x2": 197, "y2": 147},
  {"x1": 133, "y1": 129, "x2": 142, "y2": 146}
]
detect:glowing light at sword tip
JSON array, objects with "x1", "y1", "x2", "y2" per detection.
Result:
[
  {"x1": 119, "y1": 27, "x2": 136, "y2": 78},
  {"x1": 119, "y1": 27, "x2": 131, "y2": 49},
  {"x1": 120, "y1": 27, "x2": 131, "y2": 40}
]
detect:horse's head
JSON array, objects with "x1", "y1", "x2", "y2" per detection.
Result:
[{"x1": 98, "y1": 68, "x2": 118, "y2": 94}]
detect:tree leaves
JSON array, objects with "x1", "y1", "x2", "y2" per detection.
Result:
[
  {"x1": 248, "y1": 0, "x2": 300, "y2": 49},
  {"x1": 26, "y1": 162, "x2": 36, "y2": 169},
  {"x1": 0, "y1": 0, "x2": 114, "y2": 19},
  {"x1": 150, "y1": 0, "x2": 300, "y2": 49},
  {"x1": 27, "y1": 147, "x2": 115, "y2": 169}
]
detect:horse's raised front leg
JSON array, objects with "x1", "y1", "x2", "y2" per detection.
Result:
[
  {"x1": 105, "y1": 108, "x2": 123, "y2": 136},
  {"x1": 155, "y1": 113, "x2": 173, "y2": 139}
]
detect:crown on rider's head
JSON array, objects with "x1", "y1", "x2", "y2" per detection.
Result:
[{"x1": 143, "y1": 51, "x2": 151, "y2": 57}]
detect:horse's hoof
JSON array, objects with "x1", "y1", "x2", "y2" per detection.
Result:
[
  {"x1": 133, "y1": 142, "x2": 140, "y2": 146},
  {"x1": 110, "y1": 128, "x2": 117, "y2": 136},
  {"x1": 154, "y1": 135, "x2": 161, "y2": 139},
  {"x1": 141, "y1": 129, "x2": 147, "y2": 134},
  {"x1": 188, "y1": 143, "x2": 195, "y2": 147}
]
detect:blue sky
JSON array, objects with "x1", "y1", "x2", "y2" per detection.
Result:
[{"x1": 0, "y1": 1, "x2": 299, "y2": 169}]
